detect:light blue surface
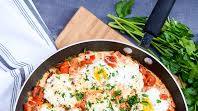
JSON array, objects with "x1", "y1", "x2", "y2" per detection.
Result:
[{"x1": 33, "y1": 0, "x2": 198, "y2": 41}]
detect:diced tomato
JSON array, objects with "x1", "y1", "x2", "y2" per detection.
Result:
[
  {"x1": 59, "y1": 61, "x2": 70, "y2": 73},
  {"x1": 139, "y1": 65, "x2": 156, "y2": 86},
  {"x1": 32, "y1": 97, "x2": 43, "y2": 106},
  {"x1": 75, "y1": 101, "x2": 86, "y2": 110},
  {"x1": 90, "y1": 55, "x2": 95, "y2": 61},
  {"x1": 24, "y1": 86, "x2": 43, "y2": 110},
  {"x1": 32, "y1": 86, "x2": 43, "y2": 98},
  {"x1": 167, "y1": 108, "x2": 175, "y2": 111},
  {"x1": 32, "y1": 86, "x2": 44, "y2": 105},
  {"x1": 144, "y1": 74, "x2": 156, "y2": 86},
  {"x1": 23, "y1": 100, "x2": 37, "y2": 111},
  {"x1": 160, "y1": 94, "x2": 168, "y2": 100},
  {"x1": 80, "y1": 55, "x2": 95, "y2": 66},
  {"x1": 104, "y1": 55, "x2": 117, "y2": 67},
  {"x1": 69, "y1": 58, "x2": 79, "y2": 74},
  {"x1": 120, "y1": 103, "x2": 128, "y2": 109},
  {"x1": 139, "y1": 65, "x2": 147, "y2": 75}
]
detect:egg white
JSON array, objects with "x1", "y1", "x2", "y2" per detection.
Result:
[
  {"x1": 145, "y1": 88, "x2": 169, "y2": 111},
  {"x1": 39, "y1": 103, "x2": 65, "y2": 111},
  {"x1": 80, "y1": 58, "x2": 144, "y2": 92},
  {"x1": 44, "y1": 74, "x2": 77, "y2": 107}
]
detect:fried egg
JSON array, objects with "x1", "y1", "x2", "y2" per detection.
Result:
[
  {"x1": 80, "y1": 58, "x2": 144, "y2": 92},
  {"x1": 145, "y1": 88, "x2": 169, "y2": 111},
  {"x1": 44, "y1": 74, "x2": 77, "y2": 107}
]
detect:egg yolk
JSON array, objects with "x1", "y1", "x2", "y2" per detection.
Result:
[
  {"x1": 142, "y1": 98, "x2": 154, "y2": 111},
  {"x1": 94, "y1": 67, "x2": 108, "y2": 81}
]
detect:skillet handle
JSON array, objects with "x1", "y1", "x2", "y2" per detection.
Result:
[{"x1": 140, "y1": 0, "x2": 176, "y2": 48}]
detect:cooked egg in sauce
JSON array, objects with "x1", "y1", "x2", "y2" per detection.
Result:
[
  {"x1": 24, "y1": 51, "x2": 175, "y2": 111},
  {"x1": 145, "y1": 88, "x2": 169, "y2": 111}
]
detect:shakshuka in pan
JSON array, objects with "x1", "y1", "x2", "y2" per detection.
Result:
[{"x1": 23, "y1": 51, "x2": 175, "y2": 111}]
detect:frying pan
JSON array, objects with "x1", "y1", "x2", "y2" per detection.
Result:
[{"x1": 14, "y1": 0, "x2": 188, "y2": 111}]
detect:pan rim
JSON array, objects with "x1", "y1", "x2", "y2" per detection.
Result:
[{"x1": 14, "y1": 39, "x2": 188, "y2": 111}]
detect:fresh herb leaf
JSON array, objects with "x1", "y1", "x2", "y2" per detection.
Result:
[
  {"x1": 114, "y1": 89, "x2": 122, "y2": 96},
  {"x1": 120, "y1": 109, "x2": 127, "y2": 111},
  {"x1": 142, "y1": 94, "x2": 148, "y2": 97},
  {"x1": 112, "y1": 72, "x2": 116, "y2": 77},
  {"x1": 179, "y1": 37, "x2": 196, "y2": 55},
  {"x1": 65, "y1": 56, "x2": 72, "y2": 61},
  {"x1": 142, "y1": 101, "x2": 149, "y2": 105},
  {"x1": 111, "y1": 95, "x2": 116, "y2": 101},
  {"x1": 127, "y1": 95, "x2": 139, "y2": 107},
  {"x1": 62, "y1": 93, "x2": 66, "y2": 98},
  {"x1": 84, "y1": 74, "x2": 89, "y2": 81},
  {"x1": 156, "y1": 99, "x2": 161, "y2": 103},
  {"x1": 106, "y1": 84, "x2": 115, "y2": 90},
  {"x1": 83, "y1": 48, "x2": 87, "y2": 53},
  {"x1": 56, "y1": 75, "x2": 61, "y2": 79},
  {"x1": 107, "y1": 100, "x2": 114, "y2": 110},
  {"x1": 87, "y1": 101, "x2": 92, "y2": 108},
  {"x1": 115, "y1": 0, "x2": 135, "y2": 18},
  {"x1": 91, "y1": 85, "x2": 99, "y2": 90},
  {"x1": 75, "y1": 92, "x2": 84, "y2": 101},
  {"x1": 119, "y1": 97, "x2": 125, "y2": 103}
]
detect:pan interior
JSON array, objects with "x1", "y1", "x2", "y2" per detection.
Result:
[{"x1": 15, "y1": 40, "x2": 187, "y2": 111}]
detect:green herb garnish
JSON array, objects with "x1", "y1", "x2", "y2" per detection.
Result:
[
  {"x1": 56, "y1": 75, "x2": 60, "y2": 79},
  {"x1": 98, "y1": 69, "x2": 104, "y2": 74},
  {"x1": 87, "y1": 101, "x2": 92, "y2": 108},
  {"x1": 119, "y1": 97, "x2": 125, "y2": 103},
  {"x1": 112, "y1": 72, "x2": 116, "y2": 77},
  {"x1": 91, "y1": 85, "x2": 99, "y2": 90},
  {"x1": 142, "y1": 94, "x2": 148, "y2": 97},
  {"x1": 106, "y1": 84, "x2": 115, "y2": 90},
  {"x1": 75, "y1": 92, "x2": 84, "y2": 101},
  {"x1": 120, "y1": 108, "x2": 127, "y2": 111},
  {"x1": 62, "y1": 93, "x2": 66, "y2": 98},
  {"x1": 114, "y1": 90, "x2": 122, "y2": 96},
  {"x1": 127, "y1": 95, "x2": 139, "y2": 107},
  {"x1": 111, "y1": 96, "x2": 116, "y2": 101},
  {"x1": 142, "y1": 101, "x2": 149, "y2": 106},
  {"x1": 115, "y1": 0, "x2": 134, "y2": 18},
  {"x1": 83, "y1": 48, "x2": 87, "y2": 53},
  {"x1": 65, "y1": 56, "x2": 72, "y2": 61},
  {"x1": 156, "y1": 99, "x2": 161, "y2": 103},
  {"x1": 84, "y1": 74, "x2": 89, "y2": 81}
]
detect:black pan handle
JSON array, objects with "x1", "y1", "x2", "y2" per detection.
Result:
[{"x1": 140, "y1": 0, "x2": 176, "y2": 48}]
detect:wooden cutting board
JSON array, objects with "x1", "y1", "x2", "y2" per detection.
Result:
[{"x1": 55, "y1": 7, "x2": 131, "y2": 49}]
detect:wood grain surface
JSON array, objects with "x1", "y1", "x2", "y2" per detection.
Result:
[{"x1": 55, "y1": 7, "x2": 131, "y2": 49}]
